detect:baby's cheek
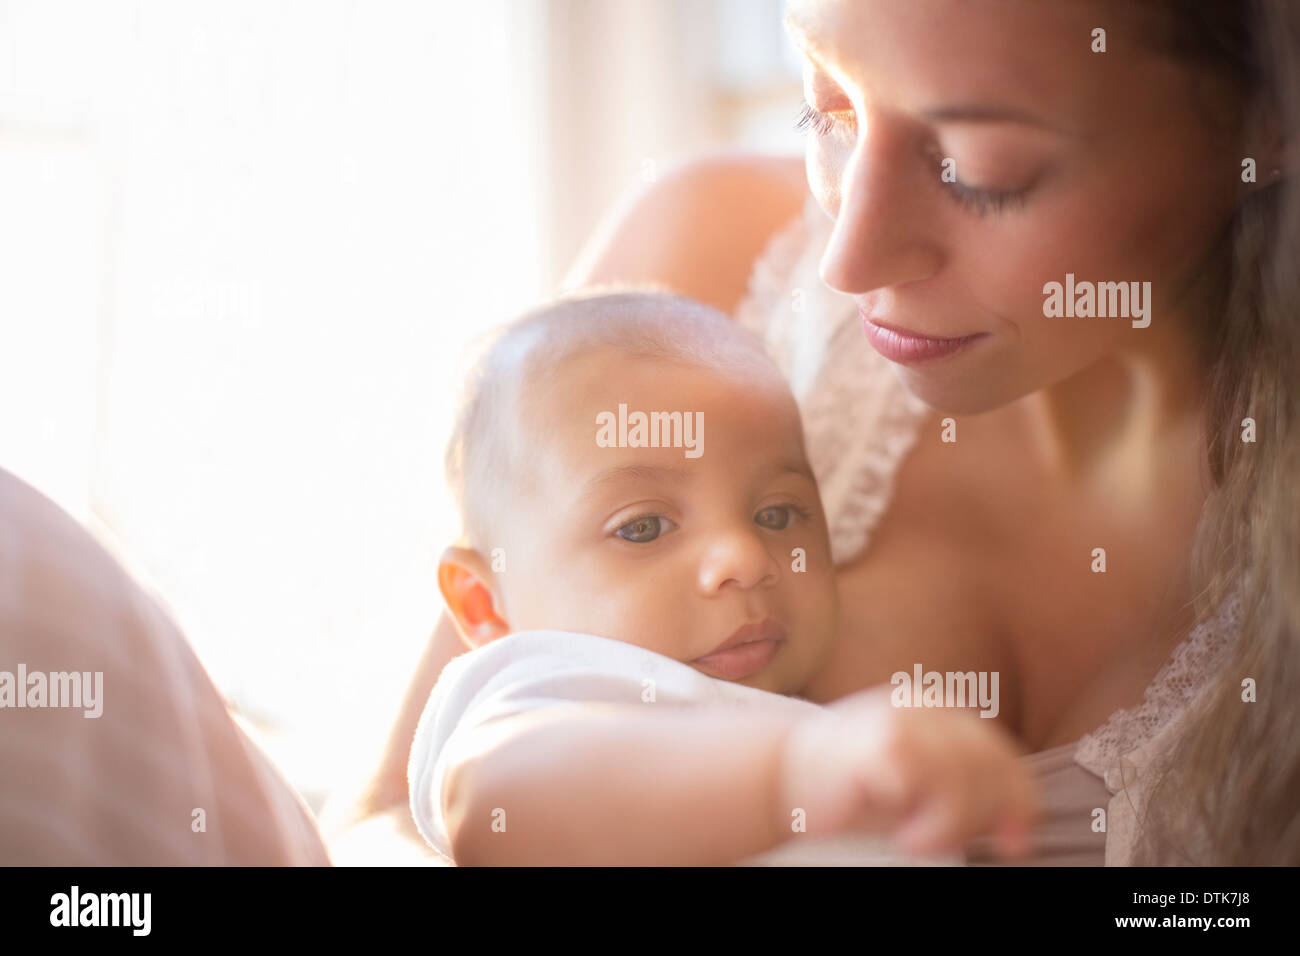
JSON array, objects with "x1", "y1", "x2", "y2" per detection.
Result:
[
  {"x1": 614, "y1": 596, "x2": 697, "y2": 661},
  {"x1": 817, "y1": 556, "x2": 843, "y2": 637},
  {"x1": 788, "y1": 561, "x2": 839, "y2": 657}
]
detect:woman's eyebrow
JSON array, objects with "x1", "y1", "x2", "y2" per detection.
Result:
[
  {"x1": 783, "y1": 12, "x2": 819, "y2": 57},
  {"x1": 783, "y1": 12, "x2": 838, "y2": 74},
  {"x1": 920, "y1": 103, "x2": 1080, "y2": 138},
  {"x1": 784, "y1": 10, "x2": 1082, "y2": 140}
]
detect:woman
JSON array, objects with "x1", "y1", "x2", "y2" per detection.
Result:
[{"x1": 350, "y1": 0, "x2": 1299, "y2": 864}]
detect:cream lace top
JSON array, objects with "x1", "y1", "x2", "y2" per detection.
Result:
[{"x1": 734, "y1": 191, "x2": 1245, "y2": 866}]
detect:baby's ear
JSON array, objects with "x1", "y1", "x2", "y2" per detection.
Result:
[{"x1": 437, "y1": 546, "x2": 510, "y2": 648}]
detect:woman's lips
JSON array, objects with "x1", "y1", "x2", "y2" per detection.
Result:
[
  {"x1": 861, "y1": 313, "x2": 988, "y2": 365},
  {"x1": 693, "y1": 619, "x2": 786, "y2": 681}
]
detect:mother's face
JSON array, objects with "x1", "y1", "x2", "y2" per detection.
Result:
[{"x1": 786, "y1": 0, "x2": 1245, "y2": 413}]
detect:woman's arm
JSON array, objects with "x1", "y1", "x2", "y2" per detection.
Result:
[
  {"x1": 333, "y1": 611, "x2": 466, "y2": 837},
  {"x1": 563, "y1": 150, "x2": 808, "y2": 315}
]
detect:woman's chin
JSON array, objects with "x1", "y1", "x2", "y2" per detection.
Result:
[{"x1": 889, "y1": 362, "x2": 1023, "y2": 417}]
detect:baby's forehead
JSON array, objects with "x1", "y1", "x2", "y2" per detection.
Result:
[
  {"x1": 516, "y1": 346, "x2": 810, "y2": 486},
  {"x1": 521, "y1": 344, "x2": 798, "y2": 433}
]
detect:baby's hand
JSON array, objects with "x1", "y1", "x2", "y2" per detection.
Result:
[{"x1": 776, "y1": 686, "x2": 1036, "y2": 860}]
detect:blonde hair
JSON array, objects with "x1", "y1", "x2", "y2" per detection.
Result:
[{"x1": 1126, "y1": 0, "x2": 1300, "y2": 864}]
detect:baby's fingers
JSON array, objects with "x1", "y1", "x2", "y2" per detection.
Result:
[
  {"x1": 892, "y1": 796, "x2": 962, "y2": 856},
  {"x1": 946, "y1": 720, "x2": 1039, "y2": 859},
  {"x1": 989, "y1": 757, "x2": 1038, "y2": 859},
  {"x1": 957, "y1": 732, "x2": 1038, "y2": 860},
  {"x1": 894, "y1": 743, "x2": 1037, "y2": 859},
  {"x1": 992, "y1": 805, "x2": 1034, "y2": 859}
]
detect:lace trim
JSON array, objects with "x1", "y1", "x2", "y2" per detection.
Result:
[
  {"x1": 734, "y1": 194, "x2": 931, "y2": 565},
  {"x1": 733, "y1": 197, "x2": 812, "y2": 342},
  {"x1": 1075, "y1": 580, "x2": 1246, "y2": 779},
  {"x1": 803, "y1": 325, "x2": 931, "y2": 564}
]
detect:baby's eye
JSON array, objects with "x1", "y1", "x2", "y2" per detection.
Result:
[
  {"x1": 755, "y1": 506, "x2": 793, "y2": 530},
  {"x1": 615, "y1": 515, "x2": 676, "y2": 543}
]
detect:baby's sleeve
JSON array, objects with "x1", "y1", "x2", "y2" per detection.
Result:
[{"x1": 406, "y1": 630, "x2": 819, "y2": 861}]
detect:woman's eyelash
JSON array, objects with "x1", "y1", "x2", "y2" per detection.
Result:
[
  {"x1": 797, "y1": 101, "x2": 1031, "y2": 218},
  {"x1": 928, "y1": 152, "x2": 1029, "y2": 217},
  {"x1": 795, "y1": 101, "x2": 847, "y2": 137},
  {"x1": 944, "y1": 181, "x2": 1029, "y2": 216}
]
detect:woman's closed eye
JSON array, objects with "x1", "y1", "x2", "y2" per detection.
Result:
[
  {"x1": 796, "y1": 101, "x2": 1034, "y2": 217},
  {"x1": 926, "y1": 149, "x2": 1032, "y2": 216}
]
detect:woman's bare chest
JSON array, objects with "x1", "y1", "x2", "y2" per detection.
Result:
[{"x1": 803, "y1": 411, "x2": 1205, "y2": 750}]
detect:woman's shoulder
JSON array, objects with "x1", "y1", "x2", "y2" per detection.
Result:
[{"x1": 562, "y1": 150, "x2": 808, "y2": 315}]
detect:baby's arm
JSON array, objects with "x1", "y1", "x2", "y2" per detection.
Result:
[
  {"x1": 441, "y1": 688, "x2": 1034, "y2": 866},
  {"x1": 443, "y1": 702, "x2": 797, "y2": 865}
]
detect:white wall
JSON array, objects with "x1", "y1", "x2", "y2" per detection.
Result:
[{"x1": 0, "y1": 0, "x2": 802, "y2": 810}]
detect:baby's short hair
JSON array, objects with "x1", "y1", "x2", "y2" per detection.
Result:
[{"x1": 445, "y1": 285, "x2": 783, "y2": 552}]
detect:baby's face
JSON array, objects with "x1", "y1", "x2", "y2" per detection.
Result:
[{"x1": 496, "y1": 348, "x2": 838, "y2": 696}]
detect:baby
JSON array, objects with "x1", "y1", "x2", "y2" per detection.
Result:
[{"x1": 409, "y1": 288, "x2": 1034, "y2": 865}]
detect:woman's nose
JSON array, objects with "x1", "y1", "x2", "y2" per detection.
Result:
[
  {"x1": 817, "y1": 125, "x2": 944, "y2": 294},
  {"x1": 696, "y1": 530, "x2": 781, "y2": 594}
]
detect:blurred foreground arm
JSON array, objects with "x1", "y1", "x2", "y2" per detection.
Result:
[{"x1": 0, "y1": 468, "x2": 329, "y2": 865}]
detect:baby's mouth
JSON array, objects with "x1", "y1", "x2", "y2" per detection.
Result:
[{"x1": 692, "y1": 618, "x2": 787, "y2": 681}]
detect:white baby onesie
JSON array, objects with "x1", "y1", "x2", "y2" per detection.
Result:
[{"x1": 407, "y1": 629, "x2": 958, "y2": 865}]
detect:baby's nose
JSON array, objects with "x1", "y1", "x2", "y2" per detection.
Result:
[{"x1": 696, "y1": 530, "x2": 780, "y2": 593}]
